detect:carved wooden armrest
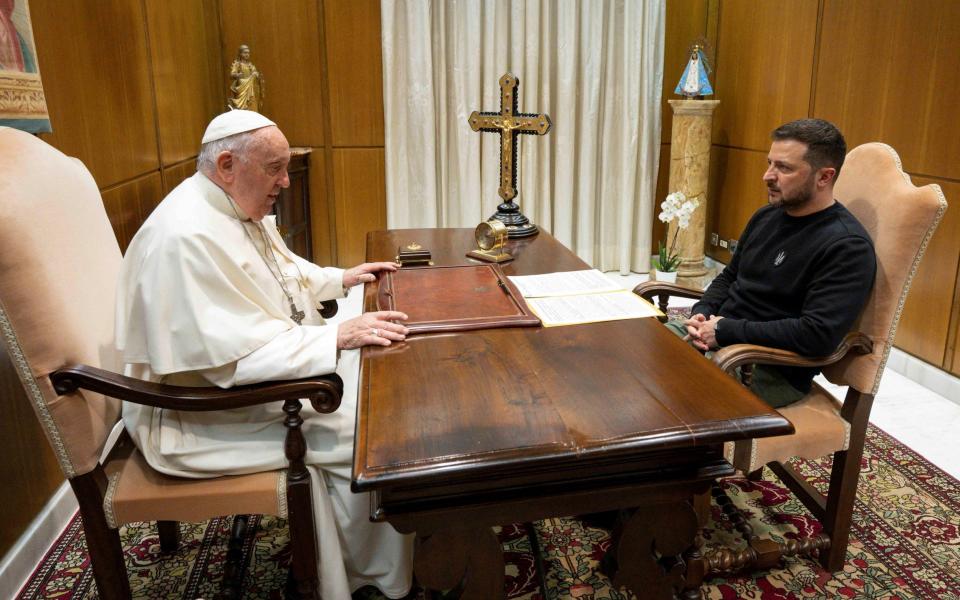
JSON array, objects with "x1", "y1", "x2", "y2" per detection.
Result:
[
  {"x1": 53, "y1": 364, "x2": 341, "y2": 532},
  {"x1": 319, "y1": 299, "x2": 338, "y2": 319},
  {"x1": 710, "y1": 332, "x2": 874, "y2": 376},
  {"x1": 50, "y1": 364, "x2": 343, "y2": 414},
  {"x1": 632, "y1": 281, "x2": 704, "y2": 322}
]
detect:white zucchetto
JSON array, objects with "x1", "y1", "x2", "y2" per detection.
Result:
[{"x1": 201, "y1": 109, "x2": 276, "y2": 144}]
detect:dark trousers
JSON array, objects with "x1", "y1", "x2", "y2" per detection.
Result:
[{"x1": 665, "y1": 319, "x2": 805, "y2": 409}]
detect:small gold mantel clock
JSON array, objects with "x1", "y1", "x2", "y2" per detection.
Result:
[{"x1": 466, "y1": 220, "x2": 513, "y2": 263}]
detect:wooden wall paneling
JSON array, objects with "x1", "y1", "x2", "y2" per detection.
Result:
[
  {"x1": 101, "y1": 173, "x2": 164, "y2": 252},
  {"x1": 705, "y1": 146, "x2": 768, "y2": 262},
  {"x1": 100, "y1": 189, "x2": 137, "y2": 253},
  {"x1": 661, "y1": 0, "x2": 711, "y2": 145},
  {"x1": 162, "y1": 159, "x2": 199, "y2": 197},
  {"x1": 315, "y1": 0, "x2": 338, "y2": 266},
  {"x1": 145, "y1": 0, "x2": 225, "y2": 166},
  {"x1": 333, "y1": 148, "x2": 386, "y2": 267},
  {"x1": 0, "y1": 345, "x2": 64, "y2": 557},
  {"x1": 815, "y1": 1, "x2": 960, "y2": 181},
  {"x1": 711, "y1": 0, "x2": 818, "y2": 150},
  {"x1": 30, "y1": 0, "x2": 159, "y2": 187},
  {"x1": 893, "y1": 176, "x2": 960, "y2": 367},
  {"x1": 323, "y1": 0, "x2": 384, "y2": 147},
  {"x1": 219, "y1": 0, "x2": 325, "y2": 147},
  {"x1": 308, "y1": 148, "x2": 335, "y2": 266}
]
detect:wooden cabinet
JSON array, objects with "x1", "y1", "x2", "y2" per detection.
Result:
[{"x1": 275, "y1": 148, "x2": 313, "y2": 262}]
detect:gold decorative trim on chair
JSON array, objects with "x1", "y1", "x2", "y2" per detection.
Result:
[
  {"x1": 276, "y1": 469, "x2": 289, "y2": 519},
  {"x1": 723, "y1": 442, "x2": 735, "y2": 464},
  {"x1": 103, "y1": 472, "x2": 122, "y2": 529},
  {"x1": 0, "y1": 300, "x2": 76, "y2": 478}
]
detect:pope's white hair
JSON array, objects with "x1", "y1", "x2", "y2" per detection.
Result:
[{"x1": 196, "y1": 130, "x2": 262, "y2": 175}]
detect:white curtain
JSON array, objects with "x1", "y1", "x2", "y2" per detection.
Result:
[{"x1": 382, "y1": 0, "x2": 664, "y2": 272}]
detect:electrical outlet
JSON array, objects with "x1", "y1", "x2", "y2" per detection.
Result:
[
  {"x1": 728, "y1": 239, "x2": 738, "y2": 253},
  {"x1": 710, "y1": 232, "x2": 719, "y2": 246},
  {"x1": 719, "y1": 239, "x2": 728, "y2": 249}
]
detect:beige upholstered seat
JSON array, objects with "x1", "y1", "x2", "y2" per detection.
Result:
[
  {"x1": 727, "y1": 383, "x2": 849, "y2": 474},
  {"x1": 635, "y1": 142, "x2": 947, "y2": 578},
  {"x1": 0, "y1": 127, "x2": 340, "y2": 599},
  {"x1": 102, "y1": 437, "x2": 285, "y2": 529}
]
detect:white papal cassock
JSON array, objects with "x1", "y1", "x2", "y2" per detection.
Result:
[{"x1": 115, "y1": 171, "x2": 413, "y2": 599}]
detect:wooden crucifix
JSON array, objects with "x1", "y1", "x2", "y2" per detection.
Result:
[{"x1": 468, "y1": 73, "x2": 551, "y2": 238}]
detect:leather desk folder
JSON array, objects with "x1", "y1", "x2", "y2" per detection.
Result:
[{"x1": 376, "y1": 264, "x2": 540, "y2": 334}]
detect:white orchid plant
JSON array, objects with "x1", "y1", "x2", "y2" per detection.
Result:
[{"x1": 655, "y1": 191, "x2": 700, "y2": 273}]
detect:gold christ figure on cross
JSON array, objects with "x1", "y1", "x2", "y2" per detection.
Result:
[{"x1": 469, "y1": 73, "x2": 552, "y2": 238}]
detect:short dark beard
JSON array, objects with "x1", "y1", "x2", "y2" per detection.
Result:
[{"x1": 768, "y1": 172, "x2": 816, "y2": 210}]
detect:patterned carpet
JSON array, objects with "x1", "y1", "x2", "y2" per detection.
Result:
[{"x1": 17, "y1": 425, "x2": 960, "y2": 600}]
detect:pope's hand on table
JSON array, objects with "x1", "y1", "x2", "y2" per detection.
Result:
[
  {"x1": 337, "y1": 311, "x2": 409, "y2": 349},
  {"x1": 343, "y1": 262, "x2": 400, "y2": 288}
]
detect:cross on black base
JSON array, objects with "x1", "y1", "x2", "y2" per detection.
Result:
[
  {"x1": 468, "y1": 73, "x2": 551, "y2": 238},
  {"x1": 490, "y1": 200, "x2": 538, "y2": 237}
]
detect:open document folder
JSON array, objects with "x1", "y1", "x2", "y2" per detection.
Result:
[{"x1": 508, "y1": 269, "x2": 664, "y2": 327}]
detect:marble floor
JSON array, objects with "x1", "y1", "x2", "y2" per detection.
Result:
[{"x1": 605, "y1": 271, "x2": 960, "y2": 481}]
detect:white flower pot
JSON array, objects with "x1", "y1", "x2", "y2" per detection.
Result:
[{"x1": 654, "y1": 269, "x2": 678, "y2": 283}]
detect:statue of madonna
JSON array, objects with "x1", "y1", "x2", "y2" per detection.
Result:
[{"x1": 229, "y1": 44, "x2": 264, "y2": 112}]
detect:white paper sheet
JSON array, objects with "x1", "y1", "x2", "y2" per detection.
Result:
[
  {"x1": 508, "y1": 269, "x2": 621, "y2": 298},
  {"x1": 525, "y1": 290, "x2": 662, "y2": 326}
]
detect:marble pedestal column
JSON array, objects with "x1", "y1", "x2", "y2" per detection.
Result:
[{"x1": 666, "y1": 99, "x2": 719, "y2": 286}]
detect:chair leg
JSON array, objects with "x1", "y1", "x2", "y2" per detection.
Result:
[
  {"x1": 222, "y1": 515, "x2": 251, "y2": 600},
  {"x1": 524, "y1": 522, "x2": 549, "y2": 600},
  {"x1": 819, "y1": 390, "x2": 874, "y2": 572},
  {"x1": 157, "y1": 520, "x2": 180, "y2": 553},
  {"x1": 284, "y1": 399, "x2": 320, "y2": 599},
  {"x1": 287, "y1": 476, "x2": 320, "y2": 599},
  {"x1": 819, "y1": 447, "x2": 863, "y2": 571},
  {"x1": 70, "y1": 472, "x2": 132, "y2": 600}
]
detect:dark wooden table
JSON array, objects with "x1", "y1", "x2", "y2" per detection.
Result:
[{"x1": 353, "y1": 229, "x2": 792, "y2": 599}]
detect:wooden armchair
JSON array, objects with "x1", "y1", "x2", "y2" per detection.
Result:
[
  {"x1": 0, "y1": 127, "x2": 341, "y2": 599},
  {"x1": 634, "y1": 143, "x2": 947, "y2": 583}
]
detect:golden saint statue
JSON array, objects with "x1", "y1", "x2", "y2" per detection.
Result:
[{"x1": 229, "y1": 44, "x2": 264, "y2": 112}]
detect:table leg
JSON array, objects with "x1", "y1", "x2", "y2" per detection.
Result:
[
  {"x1": 414, "y1": 526, "x2": 505, "y2": 599},
  {"x1": 611, "y1": 499, "x2": 700, "y2": 600}
]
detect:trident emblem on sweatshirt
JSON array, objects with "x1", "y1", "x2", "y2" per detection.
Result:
[{"x1": 774, "y1": 250, "x2": 786, "y2": 267}]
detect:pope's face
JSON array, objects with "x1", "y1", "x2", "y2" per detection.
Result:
[
  {"x1": 232, "y1": 127, "x2": 290, "y2": 221},
  {"x1": 763, "y1": 140, "x2": 816, "y2": 211}
]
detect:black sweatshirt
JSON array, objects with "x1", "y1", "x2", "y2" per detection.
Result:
[{"x1": 692, "y1": 202, "x2": 876, "y2": 393}]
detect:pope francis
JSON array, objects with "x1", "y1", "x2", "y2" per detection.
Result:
[{"x1": 115, "y1": 110, "x2": 413, "y2": 599}]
